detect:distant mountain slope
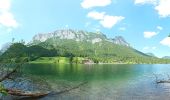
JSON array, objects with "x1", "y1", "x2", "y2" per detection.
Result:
[
  {"x1": 1, "y1": 29, "x2": 169, "y2": 64},
  {"x1": 31, "y1": 29, "x2": 107, "y2": 44},
  {"x1": 162, "y1": 56, "x2": 170, "y2": 59},
  {"x1": 146, "y1": 53, "x2": 156, "y2": 57},
  {"x1": 28, "y1": 29, "x2": 169, "y2": 63},
  {"x1": 30, "y1": 29, "x2": 130, "y2": 47},
  {"x1": 112, "y1": 36, "x2": 130, "y2": 47}
]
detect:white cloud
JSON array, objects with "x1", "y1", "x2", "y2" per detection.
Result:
[
  {"x1": 135, "y1": 0, "x2": 170, "y2": 17},
  {"x1": 93, "y1": 28, "x2": 100, "y2": 32},
  {"x1": 143, "y1": 46, "x2": 149, "y2": 50},
  {"x1": 0, "y1": 0, "x2": 18, "y2": 28},
  {"x1": 143, "y1": 46, "x2": 157, "y2": 50},
  {"x1": 155, "y1": 0, "x2": 170, "y2": 17},
  {"x1": 157, "y1": 26, "x2": 163, "y2": 30},
  {"x1": 152, "y1": 46, "x2": 157, "y2": 49},
  {"x1": 144, "y1": 31, "x2": 158, "y2": 38},
  {"x1": 87, "y1": 11, "x2": 124, "y2": 29},
  {"x1": 93, "y1": 25, "x2": 101, "y2": 32},
  {"x1": 135, "y1": 0, "x2": 158, "y2": 5},
  {"x1": 100, "y1": 15, "x2": 124, "y2": 28},
  {"x1": 160, "y1": 37, "x2": 170, "y2": 47},
  {"x1": 85, "y1": 22, "x2": 91, "y2": 27},
  {"x1": 87, "y1": 11, "x2": 105, "y2": 20},
  {"x1": 81, "y1": 0, "x2": 112, "y2": 9},
  {"x1": 0, "y1": 12, "x2": 18, "y2": 28},
  {"x1": 119, "y1": 27, "x2": 126, "y2": 31},
  {"x1": 65, "y1": 25, "x2": 69, "y2": 28},
  {"x1": 0, "y1": 0, "x2": 10, "y2": 11}
]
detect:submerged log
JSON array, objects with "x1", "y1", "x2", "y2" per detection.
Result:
[
  {"x1": 0, "y1": 64, "x2": 49, "y2": 98},
  {"x1": 153, "y1": 73, "x2": 170, "y2": 84},
  {"x1": 50, "y1": 81, "x2": 88, "y2": 95},
  {"x1": 5, "y1": 81, "x2": 87, "y2": 98},
  {"x1": 0, "y1": 64, "x2": 87, "y2": 98},
  {"x1": 156, "y1": 80, "x2": 170, "y2": 84},
  {"x1": 6, "y1": 89, "x2": 49, "y2": 97}
]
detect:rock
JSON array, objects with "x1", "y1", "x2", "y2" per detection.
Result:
[{"x1": 112, "y1": 36, "x2": 130, "y2": 47}]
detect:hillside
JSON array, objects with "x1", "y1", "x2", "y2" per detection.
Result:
[
  {"x1": 27, "y1": 29, "x2": 170, "y2": 64},
  {"x1": 146, "y1": 53, "x2": 156, "y2": 57},
  {"x1": 1, "y1": 29, "x2": 170, "y2": 64},
  {"x1": 0, "y1": 43, "x2": 57, "y2": 63},
  {"x1": 162, "y1": 56, "x2": 170, "y2": 59},
  {"x1": 30, "y1": 29, "x2": 147, "y2": 57}
]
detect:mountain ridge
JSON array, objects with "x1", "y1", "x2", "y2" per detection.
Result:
[
  {"x1": 1, "y1": 29, "x2": 170, "y2": 64},
  {"x1": 31, "y1": 29, "x2": 130, "y2": 47}
]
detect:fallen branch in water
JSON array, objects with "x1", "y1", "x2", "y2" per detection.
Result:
[
  {"x1": 0, "y1": 64, "x2": 21, "y2": 82},
  {"x1": 156, "y1": 80, "x2": 170, "y2": 84},
  {"x1": 50, "y1": 81, "x2": 88, "y2": 95},
  {"x1": 6, "y1": 89, "x2": 49, "y2": 98},
  {"x1": 0, "y1": 64, "x2": 87, "y2": 99},
  {"x1": 0, "y1": 64, "x2": 50, "y2": 98},
  {"x1": 8, "y1": 81, "x2": 88, "y2": 100},
  {"x1": 153, "y1": 73, "x2": 170, "y2": 84}
]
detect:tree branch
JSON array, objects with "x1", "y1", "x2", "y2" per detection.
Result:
[
  {"x1": 6, "y1": 89, "x2": 49, "y2": 97},
  {"x1": 0, "y1": 64, "x2": 20, "y2": 82}
]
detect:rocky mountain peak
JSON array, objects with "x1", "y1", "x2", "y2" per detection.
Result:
[
  {"x1": 112, "y1": 36, "x2": 130, "y2": 47},
  {"x1": 32, "y1": 29, "x2": 106, "y2": 43},
  {"x1": 32, "y1": 29, "x2": 131, "y2": 47}
]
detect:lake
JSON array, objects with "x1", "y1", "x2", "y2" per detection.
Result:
[{"x1": 22, "y1": 64, "x2": 170, "y2": 100}]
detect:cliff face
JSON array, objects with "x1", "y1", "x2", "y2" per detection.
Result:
[
  {"x1": 33, "y1": 29, "x2": 107, "y2": 44},
  {"x1": 112, "y1": 36, "x2": 130, "y2": 47},
  {"x1": 32, "y1": 29, "x2": 130, "y2": 46}
]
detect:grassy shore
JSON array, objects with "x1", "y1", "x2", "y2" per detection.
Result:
[{"x1": 29, "y1": 57, "x2": 87, "y2": 64}]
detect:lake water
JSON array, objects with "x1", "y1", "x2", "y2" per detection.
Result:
[{"x1": 22, "y1": 64, "x2": 170, "y2": 100}]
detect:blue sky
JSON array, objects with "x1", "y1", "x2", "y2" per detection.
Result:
[{"x1": 0, "y1": 0, "x2": 170, "y2": 57}]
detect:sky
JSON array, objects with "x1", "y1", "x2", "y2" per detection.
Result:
[{"x1": 0, "y1": 0, "x2": 170, "y2": 57}]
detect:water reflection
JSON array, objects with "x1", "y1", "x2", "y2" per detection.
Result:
[{"x1": 23, "y1": 64, "x2": 170, "y2": 100}]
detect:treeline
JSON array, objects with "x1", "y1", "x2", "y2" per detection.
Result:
[
  {"x1": 1, "y1": 41, "x2": 170, "y2": 64},
  {"x1": 0, "y1": 43, "x2": 58, "y2": 63}
]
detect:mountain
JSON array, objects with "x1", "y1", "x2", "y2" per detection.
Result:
[
  {"x1": 162, "y1": 56, "x2": 170, "y2": 59},
  {"x1": 112, "y1": 36, "x2": 130, "y2": 47},
  {"x1": 30, "y1": 29, "x2": 130, "y2": 47},
  {"x1": 1, "y1": 29, "x2": 169, "y2": 64},
  {"x1": 31, "y1": 29, "x2": 107, "y2": 44},
  {"x1": 27, "y1": 29, "x2": 170, "y2": 64},
  {"x1": 145, "y1": 53, "x2": 156, "y2": 57}
]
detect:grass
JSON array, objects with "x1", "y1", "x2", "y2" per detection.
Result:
[{"x1": 29, "y1": 57, "x2": 86, "y2": 64}]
